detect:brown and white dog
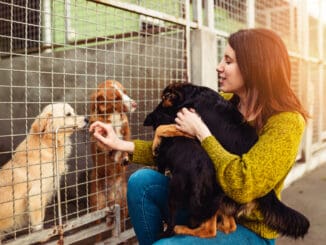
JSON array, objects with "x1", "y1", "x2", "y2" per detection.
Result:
[
  {"x1": 89, "y1": 80, "x2": 136, "y2": 233},
  {"x1": 0, "y1": 103, "x2": 87, "y2": 237}
]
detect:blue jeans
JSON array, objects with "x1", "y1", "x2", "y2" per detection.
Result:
[{"x1": 127, "y1": 168, "x2": 275, "y2": 245}]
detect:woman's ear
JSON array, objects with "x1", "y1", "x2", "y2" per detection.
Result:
[{"x1": 30, "y1": 113, "x2": 52, "y2": 134}]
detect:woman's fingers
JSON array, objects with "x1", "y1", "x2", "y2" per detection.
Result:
[
  {"x1": 89, "y1": 121, "x2": 99, "y2": 132},
  {"x1": 89, "y1": 121, "x2": 111, "y2": 141},
  {"x1": 175, "y1": 117, "x2": 181, "y2": 124},
  {"x1": 93, "y1": 126, "x2": 104, "y2": 135},
  {"x1": 89, "y1": 120, "x2": 107, "y2": 132},
  {"x1": 189, "y1": 108, "x2": 196, "y2": 113},
  {"x1": 93, "y1": 130, "x2": 104, "y2": 140}
]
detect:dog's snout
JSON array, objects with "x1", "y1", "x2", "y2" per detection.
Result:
[
  {"x1": 128, "y1": 100, "x2": 137, "y2": 113},
  {"x1": 84, "y1": 118, "x2": 89, "y2": 124}
]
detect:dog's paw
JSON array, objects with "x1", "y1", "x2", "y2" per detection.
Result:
[
  {"x1": 152, "y1": 137, "x2": 162, "y2": 156},
  {"x1": 121, "y1": 157, "x2": 129, "y2": 166},
  {"x1": 160, "y1": 227, "x2": 175, "y2": 238},
  {"x1": 173, "y1": 225, "x2": 187, "y2": 235},
  {"x1": 153, "y1": 144, "x2": 161, "y2": 158},
  {"x1": 120, "y1": 152, "x2": 130, "y2": 166},
  {"x1": 217, "y1": 215, "x2": 237, "y2": 234},
  {"x1": 174, "y1": 224, "x2": 216, "y2": 238}
]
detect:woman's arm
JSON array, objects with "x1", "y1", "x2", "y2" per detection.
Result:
[
  {"x1": 176, "y1": 109, "x2": 305, "y2": 204},
  {"x1": 205, "y1": 112, "x2": 305, "y2": 203},
  {"x1": 89, "y1": 121, "x2": 156, "y2": 165},
  {"x1": 131, "y1": 139, "x2": 156, "y2": 165},
  {"x1": 90, "y1": 121, "x2": 135, "y2": 152}
]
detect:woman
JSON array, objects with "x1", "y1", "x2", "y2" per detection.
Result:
[{"x1": 89, "y1": 28, "x2": 308, "y2": 245}]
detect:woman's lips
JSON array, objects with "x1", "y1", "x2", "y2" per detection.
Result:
[{"x1": 218, "y1": 77, "x2": 226, "y2": 85}]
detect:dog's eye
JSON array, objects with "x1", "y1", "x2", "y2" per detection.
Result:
[
  {"x1": 163, "y1": 92, "x2": 176, "y2": 101},
  {"x1": 163, "y1": 92, "x2": 171, "y2": 100},
  {"x1": 66, "y1": 112, "x2": 72, "y2": 116}
]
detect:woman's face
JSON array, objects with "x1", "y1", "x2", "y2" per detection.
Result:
[{"x1": 216, "y1": 44, "x2": 245, "y2": 96}]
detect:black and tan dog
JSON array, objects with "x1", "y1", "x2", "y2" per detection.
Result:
[{"x1": 144, "y1": 82, "x2": 309, "y2": 239}]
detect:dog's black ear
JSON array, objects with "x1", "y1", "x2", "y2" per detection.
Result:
[
  {"x1": 176, "y1": 99, "x2": 195, "y2": 111},
  {"x1": 144, "y1": 101, "x2": 177, "y2": 129},
  {"x1": 173, "y1": 84, "x2": 198, "y2": 109},
  {"x1": 143, "y1": 112, "x2": 155, "y2": 127}
]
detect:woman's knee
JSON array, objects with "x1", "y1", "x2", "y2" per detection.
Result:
[
  {"x1": 128, "y1": 168, "x2": 158, "y2": 189},
  {"x1": 127, "y1": 168, "x2": 166, "y2": 196},
  {"x1": 127, "y1": 168, "x2": 169, "y2": 207}
]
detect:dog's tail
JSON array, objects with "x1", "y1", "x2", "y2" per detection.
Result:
[{"x1": 257, "y1": 191, "x2": 310, "y2": 239}]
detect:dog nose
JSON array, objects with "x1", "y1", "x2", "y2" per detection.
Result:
[{"x1": 84, "y1": 118, "x2": 89, "y2": 124}]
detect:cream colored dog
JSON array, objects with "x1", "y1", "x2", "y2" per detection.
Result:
[{"x1": 0, "y1": 103, "x2": 87, "y2": 235}]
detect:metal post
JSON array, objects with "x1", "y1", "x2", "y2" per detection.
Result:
[
  {"x1": 192, "y1": 0, "x2": 202, "y2": 28},
  {"x1": 42, "y1": 0, "x2": 52, "y2": 51},
  {"x1": 247, "y1": 0, "x2": 255, "y2": 28},
  {"x1": 204, "y1": 0, "x2": 214, "y2": 30},
  {"x1": 299, "y1": 0, "x2": 313, "y2": 160},
  {"x1": 112, "y1": 204, "x2": 121, "y2": 237},
  {"x1": 185, "y1": 0, "x2": 191, "y2": 82},
  {"x1": 65, "y1": 0, "x2": 74, "y2": 43},
  {"x1": 289, "y1": 0, "x2": 295, "y2": 49},
  {"x1": 318, "y1": 0, "x2": 325, "y2": 141}
]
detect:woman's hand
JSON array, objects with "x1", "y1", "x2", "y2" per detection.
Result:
[
  {"x1": 89, "y1": 121, "x2": 135, "y2": 153},
  {"x1": 175, "y1": 108, "x2": 212, "y2": 142}
]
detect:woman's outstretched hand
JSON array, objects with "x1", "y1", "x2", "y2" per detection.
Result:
[
  {"x1": 175, "y1": 108, "x2": 212, "y2": 142},
  {"x1": 89, "y1": 121, "x2": 135, "y2": 153}
]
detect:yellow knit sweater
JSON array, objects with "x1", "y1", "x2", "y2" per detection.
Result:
[{"x1": 131, "y1": 111, "x2": 305, "y2": 239}]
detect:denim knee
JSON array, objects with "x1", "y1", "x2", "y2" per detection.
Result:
[
  {"x1": 128, "y1": 168, "x2": 157, "y2": 191},
  {"x1": 128, "y1": 168, "x2": 163, "y2": 202},
  {"x1": 127, "y1": 168, "x2": 170, "y2": 245}
]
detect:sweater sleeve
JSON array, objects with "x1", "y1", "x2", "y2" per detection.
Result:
[
  {"x1": 130, "y1": 139, "x2": 156, "y2": 166},
  {"x1": 201, "y1": 112, "x2": 305, "y2": 204}
]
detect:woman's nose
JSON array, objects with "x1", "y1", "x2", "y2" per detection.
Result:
[{"x1": 216, "y1": 61, "x2": 223, "y2": 73}]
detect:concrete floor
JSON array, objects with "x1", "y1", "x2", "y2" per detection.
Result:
[{"x1": 276, "y1": 163, "x2": 326, "y2": 245}]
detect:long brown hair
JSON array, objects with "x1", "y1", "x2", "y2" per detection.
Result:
[{"x1": 228, "y1": 28, "x2": 308, "y2": 131}]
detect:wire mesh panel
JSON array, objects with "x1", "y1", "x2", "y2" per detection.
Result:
[
  {"x1": 216, "y1": 36, "x2": 227, "y2": 64},
  {"x1": 308, "y1": 17, "x2": 319, "y2": 58},
  {"x1": 290, "y1": 57, "x2": 300, "y2": 99},
  {"x1": 0, "y1": 0, "x2": 187, "y2": 244},
  {"x1": 324, "y1": 26, "x2": 326, "y2": 59},
  {"x1": 255, "y1": 0, "x2": 297, "y2": 51},
  {"x1": 323, "y1": 64, "x2": 326, "y2": 134},
  {"x1": 123, "y1": 0, "x2": 185, "y2": 17},
  {"x1": 310, "y1": 63, "x2": 320, "y2": 144},
  {"x1": 0, "y1": 0, "x2": 41, "y2": 55},
  {"x1": 214, "y1": 0, "x2": 247, "y2": 33}
]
